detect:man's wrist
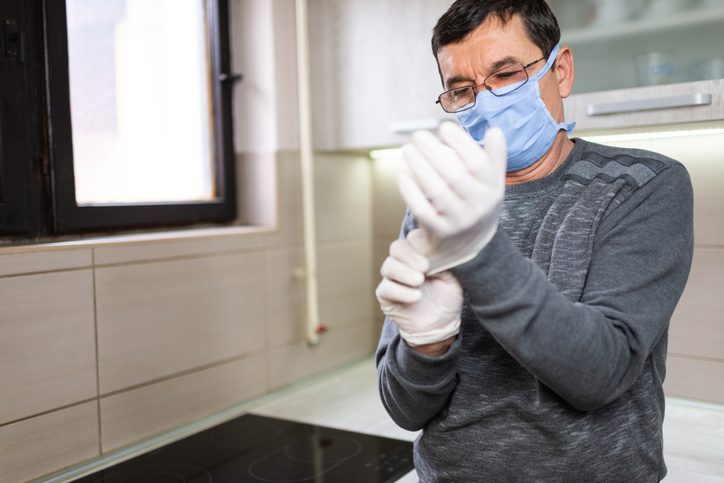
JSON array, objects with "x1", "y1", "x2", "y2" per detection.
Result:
[{"x1": 411, "y1": 336, "x2": 455, "y2": 357}]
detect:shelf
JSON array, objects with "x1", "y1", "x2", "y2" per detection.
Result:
[{"x1": 561, "y1": 6, "x2": 724, "y2": 44}]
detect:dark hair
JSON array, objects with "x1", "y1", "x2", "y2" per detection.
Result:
[{"x1": 431, "y1": 0, "x2": 560, "y2": 63}]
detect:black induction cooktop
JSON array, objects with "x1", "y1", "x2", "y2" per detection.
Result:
[{"x1": 73, "y1": 414, "x2": 415, "y2": 483}]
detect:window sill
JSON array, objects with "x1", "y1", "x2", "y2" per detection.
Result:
[{"x1": 0, "y1": 224, "x2": 278, "y2": 257}]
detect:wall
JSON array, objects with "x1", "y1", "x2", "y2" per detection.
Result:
[
  {"x1": 371, "y1": 156, "x2": 409, "y2": 336},
  {"x1": 0, "y1": 1, "x2": 376, "y2": 482}
]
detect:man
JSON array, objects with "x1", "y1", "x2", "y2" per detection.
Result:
[{"x1": 375, "y1": 1, "x2": 694, "y2": 482}]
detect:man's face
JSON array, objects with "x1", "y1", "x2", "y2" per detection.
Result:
[{"x1": 436, "y1": 14, "x2": 565, "y2": 123}]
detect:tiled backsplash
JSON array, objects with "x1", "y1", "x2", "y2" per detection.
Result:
[
  {"x1": 0, "y1": 151, "x2": 377, "y2": 483},
  {"x1": 0, "y1": 269, "x2": 97, "y2": 426}
]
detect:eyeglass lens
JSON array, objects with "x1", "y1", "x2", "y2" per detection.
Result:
[
  {"x1": 438, "y1": 62, "x2": 532, "y2": 113},
  {"x1": 485, "y1": 63, "x2": 529, "y2": 94}
]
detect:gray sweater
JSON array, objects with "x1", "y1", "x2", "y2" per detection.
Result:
[{"x1": 376, "y1": 139, "x2": 694, "y2": 482}]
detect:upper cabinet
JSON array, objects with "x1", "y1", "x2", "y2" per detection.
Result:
[
  {"x1": 309, "y1": 0, "x2": 724, "y2": 149},
  {"x1": 553, "y1": 0, "x2": 724, "y2": 94},
  {"x1": 552, "y1": 0, "x2": 724, "y2": 130}
]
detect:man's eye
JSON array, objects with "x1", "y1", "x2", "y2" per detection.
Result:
[
  {"x1": 450, "y1": 87, "x2": 471, "y2": 98},
  {"x1": 494, "y1": 69, "x2": 524, "y2": 80}
]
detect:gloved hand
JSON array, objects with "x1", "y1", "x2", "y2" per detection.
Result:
[
  {"x1": 376, "y1": 229, "x2": 464, "y2": 347},
  {"x1": 397, "y1": 122, "x2": 507, "y2": 275}
]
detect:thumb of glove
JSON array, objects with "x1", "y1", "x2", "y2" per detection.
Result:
[{"x1": 406, "y1": 228, "x2": 433, "y2": 257}]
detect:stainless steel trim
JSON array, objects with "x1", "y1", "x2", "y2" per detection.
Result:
[{"x1": 587, "y1": 93, "x2": 713, "y2": 116}]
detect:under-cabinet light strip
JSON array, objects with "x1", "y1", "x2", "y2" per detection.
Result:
[
  {"x1": 370, "y1": 145, "x2": 455, "y2": 160},
  {"x1": 370, "y1": 128, "x2": 724, "y2": 160},
  {"x1": 580, "y1": 128, "x2": 724, "y2": 143},
  {"x1": 369, "y1": 148, "x2": 405, "y2": 159}
]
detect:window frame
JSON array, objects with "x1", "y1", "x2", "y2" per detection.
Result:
[
  {"x1": 0, "y1": 0, "x2": 42, "y2": 237},
  {"x1": 40, "y1": 0, "x2": 237, "y2": 235}
]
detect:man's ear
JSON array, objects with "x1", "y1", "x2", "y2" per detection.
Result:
[{"x1": 554, "y1": 46, "x2": 575, "y2": 99}]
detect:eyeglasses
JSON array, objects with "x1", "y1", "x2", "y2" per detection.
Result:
[{"x1": 436, "y1": 57, "x2": 546, "y2": 113}]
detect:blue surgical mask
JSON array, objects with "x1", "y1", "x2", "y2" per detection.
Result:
[{"x1": 455, "y1": 45, "x2": 575, "y2": 172}]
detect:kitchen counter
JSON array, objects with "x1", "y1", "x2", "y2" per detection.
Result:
[{"x1": 249, "y1": 357, "x2": 724, "y2": 483}]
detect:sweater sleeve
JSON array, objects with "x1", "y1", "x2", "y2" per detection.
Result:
[
  {"x1": 375, "y1": 209, "x2": 461, "y2": 431},
  {"x1": 452, "y1": 163, "x2": 694, "y2": 411},
  {"x1": 375, "y1": 319, "x2": 461, "y2": 431}
]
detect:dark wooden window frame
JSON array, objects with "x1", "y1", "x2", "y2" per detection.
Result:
[
  {"x1": 0, "y1": 0, "x2": 237, "y2": 240},
  {"x1": 0, "y1": 1, "x2": 41, "y2": 237}
]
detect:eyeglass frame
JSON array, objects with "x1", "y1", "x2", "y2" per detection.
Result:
[{"x1": 435, "y1": 56, "x2": 547, "y2": 114}]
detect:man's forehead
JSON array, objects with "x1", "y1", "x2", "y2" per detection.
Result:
[
  {"x1": 438, "y1": 47, "x2": 527, "y2": 88},
  {"x1": 436, "y1": 15, "x2": 539, "y2": 87}
]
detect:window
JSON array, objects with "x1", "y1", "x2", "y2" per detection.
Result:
[{"x1": 0, "y1": 0, "x2": 237, "y2": 240}]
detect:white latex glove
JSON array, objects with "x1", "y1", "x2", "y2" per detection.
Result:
[
  {"x1": 397, "y1": 122, "x2": 507, "y2": 275},
  {"x1": 375, "y1": 229, "x2": 464, "y2": 347}
]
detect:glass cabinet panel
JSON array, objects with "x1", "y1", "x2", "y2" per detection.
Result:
[{"x1": 549, "y1": 0, "x2": 724, "y2": 94}]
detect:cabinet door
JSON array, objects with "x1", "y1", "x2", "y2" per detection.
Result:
[
  {"x1": 563, "y1": 78, "x2": 724, "y2": 131},
  {"x1": 309, "y1": 0, "x2": 455, "y2": 151},
  {"x1": 551, "y1": 0, "x2": 724, "y2": 95}
]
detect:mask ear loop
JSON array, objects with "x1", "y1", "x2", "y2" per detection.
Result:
[{"x1": 529, "y1": 44, "x2": 561, "y2": 83}]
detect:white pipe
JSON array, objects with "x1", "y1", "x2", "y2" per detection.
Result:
[{"x1": 295, "y1": 0, "x2": 321, "y2": 345}]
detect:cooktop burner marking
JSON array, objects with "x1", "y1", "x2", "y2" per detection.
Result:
[
  {"x1": 284, "y1": 436, "x2": 362, "y2": 463},
  {"x1": 247, "y1": 436, "x2": 363, "y2": 482}
]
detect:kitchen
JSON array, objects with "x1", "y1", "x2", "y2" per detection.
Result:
[{"x1": 1, "y1": 0, "x2": 723, "y2": 482}]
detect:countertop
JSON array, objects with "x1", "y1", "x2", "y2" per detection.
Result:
[{"x1": 249, "y1": 357, "x2": 724, "y2": 483}]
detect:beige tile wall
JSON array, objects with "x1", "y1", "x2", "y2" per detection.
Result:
[
  {"x1": 0, "y1": 270, "x2": 97, "y2": 425},
  {"x1": 0, "y1": 402, "x2": 100, "y2": 483},
  {"x1": 666, "y1": 247, "x2": 724, "y2": 404},
  {"x1": 371, "y1": 156, "x2": 411, "y2": 336},
  {"x1": 95, "y1": 253, "x2": 267, "y2": 395},
  {"x1": 99, "y1": 354, "x2": 267, "y2": 453},
  {"x1": 264, "y1": 246, "x2": 306, "y2": 348},
  {"x1": 0, "y1": 150, "x2": 377, "y2": 482}
]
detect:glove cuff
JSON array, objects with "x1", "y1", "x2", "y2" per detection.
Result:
[
  {"x1": 426, "y1": 223, "x2": 498, "y2": 276},
  {"x1": 400, "y1": 317, "x2": 461, "y2": 347}
]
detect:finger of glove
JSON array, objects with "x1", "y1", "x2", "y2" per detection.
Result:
[
  {"x1": 428, "y1": 269, "x2": 462, "y2": 287},
  {"x1": 410, "y1": 129, "x2": 489, "y2": 204},
  {"x1": 396, "y1": 171, "x2": 451, "y2": 235},
  {"x1": 375, "y1": 277, "x2": 422, "y2": 305},
  {"x1": 389, "y1": 236, "x2": 430, "y2": 272},
  {"x1": 402, "y1": 144, "x2": 464, "y2": 201},
  {"x1": 410, "y1": 129, "x2": 471, "y2": 187},
  {"x1": 405, "y1": 228, "x2": 434, "y2": 259},
  {"x1": 403, "y1": 143, "x2": 466, "y2": 210},
  {"x1": 380, "y1": 255, "x2": 425, "y2": 288},
  {"x1": 438, "y1": 122, "x2": 503, "y2": 188},
  {"x1": 428, "y1": 271, "x2": 465, "y2": 298}
]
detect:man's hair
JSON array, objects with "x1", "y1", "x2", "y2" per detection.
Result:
[{"x1": 431, "y1": 0, "x2": 560, "y2": 63}]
